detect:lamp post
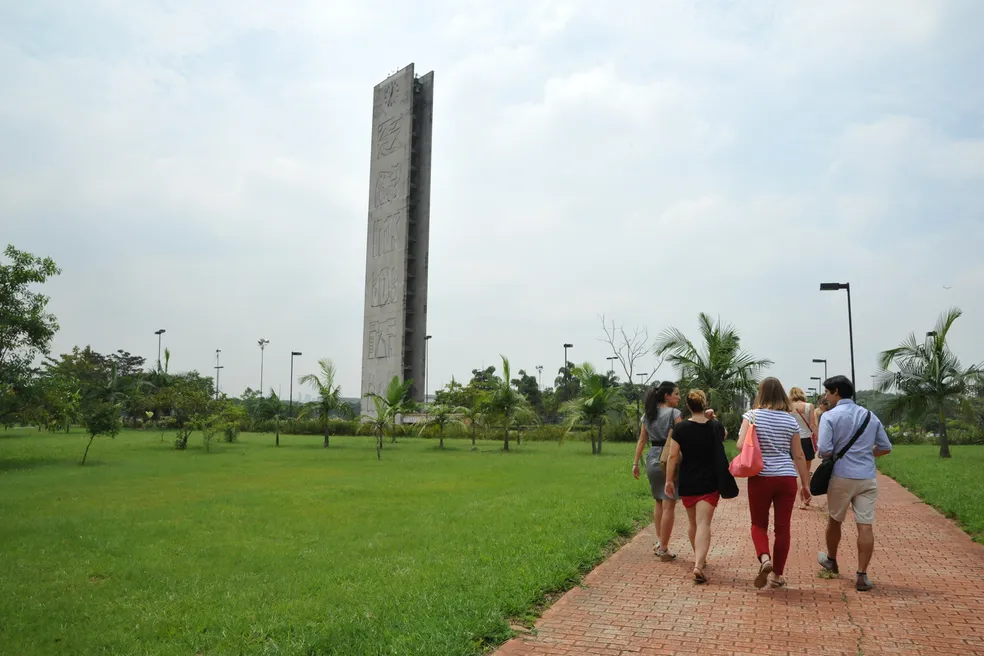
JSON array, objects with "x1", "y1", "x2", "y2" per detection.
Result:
[
  {"x1": 819, "y1": 282, "x2": 855, "y2": 395},
  {"x1": 606, "y1": 356, "x2": 618, "y2": 378},
  {"x1": 258, "y1": 338, "x2": 269, "y2": 397},
  {"x1": 812, "y1": 358, "x2": 828, "y2": 384},
  {"x1": 289, "y1": 351, "x2": 302, "y2": 419},
  {"x1": 214, "y1": 349, "x2": 223, "y2": 400},
  {"x1": 563, "y1": 343, "x2": 573, "y2": 396},
  {"x1": 808, "y1": 386, "x2": 818, "y2": 402},
  {"x1": 811, "y1": 376, "x2": 822, "y2": 394},
  {"x1": 424, "y1": 335, "x2": 432, "y2": 404},
  {"x1": 535, "y1": 365, "x2": 543, "y2": 390},
  {"x1": 154, "y1": 329, "x2": 166, "y2": 370}
]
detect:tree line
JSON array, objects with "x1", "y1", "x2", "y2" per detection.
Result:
[{"x1": 2, "y1": 244, "x2": 981, "y2": 462}]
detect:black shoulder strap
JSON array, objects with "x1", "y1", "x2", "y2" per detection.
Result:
[{"x1": 834, "y1": 411, "x2": 871, "y2": 461}]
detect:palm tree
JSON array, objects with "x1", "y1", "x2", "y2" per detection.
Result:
[
  {"x1": 654, "y1": 313, "x2": 772, "y2": 412},
  {"x1": 461, "y1": 404, "x2": 487, "y2": 449},
  {"x1": 365, "y1": 375, "x2": 414, "y2": 445},
  {"x1": 298, "y1": 358, "x2": 343, "y2": 448},
  {"x1": 359, "y1": 395, "x2": 391, "y2": 460},
  {"x1": 482, "y1": 355, "x2": 536, "y2": 451},
  {"x1": 560, "y1": 363, "x2": 627, "y2": 454},
  {"x1": 876, "y1": 307, "x2": 982, "y2": 458},
  {"x1": 417, "y1": 404, "x2": 467, "y2": 449}
]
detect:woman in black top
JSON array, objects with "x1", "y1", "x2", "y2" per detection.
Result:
[{"x1": 664, "y1": 389, "x2": 728, "y2": 584}]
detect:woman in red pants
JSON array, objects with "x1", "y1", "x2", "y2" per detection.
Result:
[{"x1": 736, "y1": 377, "x2": 812, "y2": 588}]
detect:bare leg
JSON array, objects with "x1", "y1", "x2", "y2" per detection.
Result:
[
  {"x1": 826, "y1": 518, "x2": 842, "y2": 560},
  {"x1": 857, "y1": 524, "x2": 874, "y2": 572},
  {"x1": 694, "y1": 502, "x2": 715, "y2": 570},
  {"x1": 659, "y1": 500, "x2": 676, "y2": 549},
  {"x1": 654, "y1": 501, "x2": 663, "y2": 548},
  {"x1": 685, "y1": 505, "x2": 697, "y2": 554}
]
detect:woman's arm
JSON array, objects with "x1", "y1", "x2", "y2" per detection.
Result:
[
  {"x1": 632, "y1": 424, "x2": 648, "y2": 479},
  {"x1": 790, "y1": 433, "x2": 811, "y2": 502},
  {"x1": 736, "y1": 418, "x2": 750, "y2": 450},
  {"x1": 808, "y1": 404, "x2": 818, "y2": 436},
  {"x1": 663, "y1": 434, "x2": 682, "y2": 497}
]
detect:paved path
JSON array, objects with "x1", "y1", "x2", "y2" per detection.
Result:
[{"x1": 496, "y1": 472, "x2": 984, "y2": 656}]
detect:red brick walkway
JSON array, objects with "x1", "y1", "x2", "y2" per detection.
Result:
[{"x1": 496, "y1": 472, "x2": 984, "y2": 656}]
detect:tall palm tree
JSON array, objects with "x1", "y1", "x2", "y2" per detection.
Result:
[
  {"x1": 461, "y1": 404, "x2": 487, "y2": 449},
  {"x1": 560, "y1": 362, "x2": 627, "y2": 454},
  {"x1": 417, "y1": 404, "x2": 467, "y2": 449},
  {"x1": 654, "y1": 313, "x2": 772, "y2": 412},
  {"x1": 876, "y1": 307, "x2": 982, "y2": 458},
  {"x1": 482, "y1": 355, "x2": 536, "y2": 451},
  {"x1": 298, "y1": 358, "x2": 343, "y2": 448}
]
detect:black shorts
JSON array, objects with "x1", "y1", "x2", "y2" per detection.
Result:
[{"x1": 801, "y1": 437, "x2": 816, "y2": 461}]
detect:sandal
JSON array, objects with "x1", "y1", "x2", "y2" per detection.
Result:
[
  {"x1": 694, "y1": 567, "x2": 708, "y2": 584},
  {"x1": 754, "y1": 558, "x2": 773, "y2": 589},
  {"x1": 656, "y1": 548, "x2": 677, "y2": 562},
  {"x1": 769, "y1": 574, "x2": 786, "y2": 588}
]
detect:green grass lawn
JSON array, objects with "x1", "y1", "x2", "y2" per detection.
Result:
[
  {"x1": 878, "y1": 445, "x2": 984, "y2": 544},
  {"x1": 0, "y1": 428, "x2": 652, "y2": 656}
]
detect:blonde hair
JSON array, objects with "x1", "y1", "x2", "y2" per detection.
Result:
[
  {"x1": 686, "y1": 389, "x2": 707, "y2": 413},
  {"x1": 789, "y1": 387, "x2": 807, "y2": 402},
  {"x1": 753, "y1": 377, "x2": 792, "y2": 412}
]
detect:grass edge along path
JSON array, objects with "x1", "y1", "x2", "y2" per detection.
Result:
[
  {"x1": 877, "y1": 444, "x2": 984, "y2": 544},
  {"x1": 0, "y1": 429, "x2": 653, "y2": 656}
]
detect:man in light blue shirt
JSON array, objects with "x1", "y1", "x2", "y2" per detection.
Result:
[{"x1": 816, "y1": 375, "x2": 893, "y2": 592}]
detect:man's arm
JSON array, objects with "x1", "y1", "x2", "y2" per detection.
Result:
[
  {"x1": 873, "y1": 420, "x2": 893, "y2": 457},
  {"x1": 817, "y1": 413, "x2": 834, "y2": 458}
]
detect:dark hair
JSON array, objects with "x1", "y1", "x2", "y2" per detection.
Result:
[
  {"x1": 753, "y1": 377, "x2": 792, "y2": 411},
  {"x1": 823, "y1": 375, "x2": 855, "y2": 399},
  {"x1": 686, "y1": 389, "x2": 706, "y2": 413},
  {"x1": 644, "y1": 381, "x2": 677, "y2": 420}
]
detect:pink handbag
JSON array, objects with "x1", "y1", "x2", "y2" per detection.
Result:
[{"x1": 729, "y1": 414, "x2": 764, "y2": 477}]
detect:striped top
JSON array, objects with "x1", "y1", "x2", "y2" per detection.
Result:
[{"x1": 743, "y1": 409, "x2": 799, "y2": 477}]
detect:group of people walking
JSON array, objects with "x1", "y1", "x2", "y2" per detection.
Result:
[{"x1": 632, "y1": 374, "x2": 893, "y2": 591}]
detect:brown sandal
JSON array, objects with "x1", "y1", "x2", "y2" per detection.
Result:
[
  {"x1": 769, "y1": 575, "x2": 786, "y2": 588},
  {"x1": 694, "y1": 567, "x2": 708, "y2": 584}
]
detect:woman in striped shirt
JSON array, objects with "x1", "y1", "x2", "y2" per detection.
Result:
[{"x1": 736, "y1": 377, "x2": 812, "y2": 588}]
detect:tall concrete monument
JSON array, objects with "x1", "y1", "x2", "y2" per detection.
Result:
[{"x1": 361, "y1": 63, "x2": 434, "y2": 412}]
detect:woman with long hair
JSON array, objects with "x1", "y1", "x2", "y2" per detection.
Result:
[
  {"x1": 632, "y1": 381, "x2": 682, "y2": 561},
  {"x1": 788, "y1": 387, "x2": 818, "y2": 509},
  {"x1": 663, "y1": 390, "x2": 728, "y2": 584},
  {"x1": 814, "y1": 394, "x2": 830, "y2": 428},
  {"x1": 736, "y1": 377, "x2": 812, "y2": 588}
]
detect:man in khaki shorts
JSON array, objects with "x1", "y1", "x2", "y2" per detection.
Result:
[{"x1": 816, "y1": 375, "x2": 893, "y2": 591}]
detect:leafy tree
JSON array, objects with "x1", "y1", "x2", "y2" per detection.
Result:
[
  {"x1": 434, "y1": 377, "x2": 478, "y2": 409},
  {"x1": 552, "y1": 362, "x2": 582, "y2": 404},
  {"x1": 511, "y1": 369, "x2": 542, "y2": 409},
  {"x1": 298, "y1": 358, "x2": 343, "y2": 448},
  {"x1": 79, "y1": 401, "x2": 121, "y2": 465},
  {"x1": 0, "y1": 245, "x2": 61, "y2": 392},
  {"x1": 876, "y1": 307, "x2": 983, "y2": 458},
  {"x1": 156, "y1": 373, "x2": 213, "y2": 449},
  {"x1": 655, "y1": 313, "x2": 772, "y2": 413},
  {"x1": 460, "y1": 404, "x2": 487, "y2": 449},
  {"x1": 467, "y1": 366, "x2": 500, "y2": 395},
  {"x1": 560, "y1": 362, "x2": 627, "y2": 454},
  {"x1": 378, "y1": 376, "x2": 415, "y2": 444},
  {"x1": 482, "y1": 355, "x2": 536, "y2": 451}
]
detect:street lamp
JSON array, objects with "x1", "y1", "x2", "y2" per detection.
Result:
[
  {"x1": 154, "y1": 329, "x2": 166, "y2": 370},
  {"x1": 563, "y1": 343, "x2": 574, "y2": 395},
  {"x1": 819, "y1": 282, "x2": 855, "y2": 395},
  {"x1": 810, "y1": 376, "x2": 822, "y2": 393},
  {"x1": 535, "y1": 365, "x2": 543, "y2": 390},
  {"x1": 289, "y1": 351, "x2": 302, "y2": 419},
  {"x1": 214, "y1": 349, "x2": 223, "y2": 400},
  {"x1": 606, "y1": 356, "x2": 618, "y2": 377},
  {"x1": 424, "y1": 335, "x2": 432, "y2": 404},
  {"x1": 812, "y1": 358, "x2": 828, "y2": 384},
  {"x1": 258, "y1": 339, "x2": 270, "y2": 397}
]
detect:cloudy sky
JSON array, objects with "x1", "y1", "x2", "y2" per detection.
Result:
[{"x1": 3, "y1": 0, "x2": 983, "y2": 401}]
